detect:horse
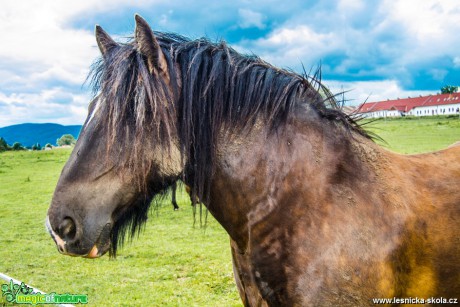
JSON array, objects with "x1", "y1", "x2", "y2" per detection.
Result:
[
  {"x1": 170, "y1": 181, "x2": 197, "y2": 210},
  {"x1": 170, "y1": 181, "x2": 180, "y2": 210},
  {"x1": 46, "y1": 15, "x2": 460, "y2": 306}
]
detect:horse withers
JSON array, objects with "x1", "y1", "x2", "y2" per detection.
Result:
[{"x1": 46, "y1": 15, "x2": 459, "y2": 306}]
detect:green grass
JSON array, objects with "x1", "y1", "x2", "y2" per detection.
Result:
[
  {"x1": 1, "y1": 116, "x2": 459, "y2": 306},
  {"x1": 364, "y1": 115, "x2": 460, "y2": 154}
]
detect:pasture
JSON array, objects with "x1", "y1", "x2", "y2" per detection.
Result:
[
  {"x1": 365, "y1": 115, "x2": 460, "y2": 154},
  {"x1": 1, "y1": 115, "x2": 459, "y2": 306}
]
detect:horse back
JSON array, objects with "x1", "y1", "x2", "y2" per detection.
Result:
[{"x1": 381, "y1": 144, "x2": 460, "y2": 301}]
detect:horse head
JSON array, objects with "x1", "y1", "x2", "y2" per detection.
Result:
[{"x1": 46, "y1": 15, "x2": 182, "y2": 258}]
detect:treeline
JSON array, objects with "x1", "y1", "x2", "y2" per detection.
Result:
[{"x1": 0, "y1": 134, "x2": 76, "y2": 152}]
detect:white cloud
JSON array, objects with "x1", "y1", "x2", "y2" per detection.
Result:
[
  {"x1": 378, "y1": 0, "x2": 460, "y2": 63},
  {"x1": 238, "y1": 25, "x2": 339, "y2": 69},
  {"x1": 454, "y1": 57, "x2": 460, "y2": 68},
  {"x1": 326, "y1": 79, "x2": 434, "y2": 106},
  {"x1": 0, "y1": 89, "x2": 90, "y2": 126},
  {"x1": 238, "y1": 9, "x2": 266, "y2": 29},
  {"x1": 235, "y1": 0, "x2": 460, "y2": 95},
  {"x1": 338, "y1": 0, "x2": 365, "y2": 11},
  {"x1": 1, "y1": 0, "x2": 459, "y2": 126},
  {"x1": 264, "y1": 26, "x2": 330, "y2": 45},
  {"x1": 384, "y1": 0, "x2": 458, "y2": 40},
  {"x1": 0, "y1": 0, "x2": 160, "y2": 126}
]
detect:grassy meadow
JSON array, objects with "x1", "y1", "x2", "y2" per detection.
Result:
[
  {"x1": 364, "y1": 115, "x2": 460, "y2": 154},
  {"x1": 0, "y1": 116, "x2": 459, "y2": 306}
]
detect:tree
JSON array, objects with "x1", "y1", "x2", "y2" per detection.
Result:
[
  {"x1": 12, "y1": 142, "x2": 24, "y2": 151},
  {"x1": 440, "y1": 85, "x2": 458, "y2": 94},
  {"x1": 45, "y1": 143, "x2": 53, "y2": 149},
  {"x1": 0, "y1": 137, "x2": 9, "y2": 152},
  {"x1": 57, "y1": 134, "x2": 76, "y2": 146},
  {"x1": 32, "y1": 143, "x2": 41, "y2": 151}
]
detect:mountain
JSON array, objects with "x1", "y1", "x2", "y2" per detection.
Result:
[{"x1": 0, "y1": 123, "x2": 82, "y2": 147}]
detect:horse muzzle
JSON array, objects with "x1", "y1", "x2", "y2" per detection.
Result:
[{"x1": 46, "y1": 216, "x2": 111, "y2": 258}]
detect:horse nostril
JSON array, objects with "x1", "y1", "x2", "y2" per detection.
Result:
[{"x1": 58, "y1": 217, "x2": 77, "y2": 241}]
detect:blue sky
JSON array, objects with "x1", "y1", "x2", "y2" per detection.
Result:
[{"x1": 1, "y1": 0, "x2": 459, "y2": 126}]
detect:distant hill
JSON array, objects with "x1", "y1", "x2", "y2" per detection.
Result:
[{"x1": 0, "y1": 123, "x2": 82, "y2": 147}]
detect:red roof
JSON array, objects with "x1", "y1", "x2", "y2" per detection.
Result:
[
  {"x1": 390, "y1": 105, "x2": 407, "y2": 112},
  {"x1": 359, "y1": 92, "x2": 460, "y2": 113},
  {"x1": 422, "y1": 94, "x2": 460, "y2": 107}
]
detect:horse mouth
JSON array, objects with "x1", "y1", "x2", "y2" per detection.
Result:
[
  {"x1": 83, "y1": 223, "x2": 112, "y2": 258},
  {"x1": 46, "y1": 216, "x2": 112, "y2": 258}
]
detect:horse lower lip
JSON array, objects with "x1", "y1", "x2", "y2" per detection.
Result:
[
  {"x1": 85, "y1": 245, "x2": 99, "y2": 258},
  {"x1": 85, "y1": 223, "x2": 112, "y2": 258}
]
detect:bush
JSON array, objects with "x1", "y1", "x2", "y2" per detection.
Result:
[
  {"x1": 0, "y1": 137, "x2": 9, "y2": 152},
  {"x1": 56, "y1": 134, "x2": 76, "y2": 146},
  {"x1": 12, "y1": 142, "x2": 25, "y2": 151}
]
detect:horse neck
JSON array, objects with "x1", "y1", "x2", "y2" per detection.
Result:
[
  {"x1": 205, "y1": 115, "x2": 376, "y2": 251},
  {"x1": 204, "y1": 113, "x2": 460, "y2": 252}
]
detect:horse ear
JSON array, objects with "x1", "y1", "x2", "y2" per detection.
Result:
[
  {"x1": 134, "y1": 14, "x2": 168, "y2": 75},
  {"x1": 95, "y1": 25, "x2": 119, "y2": 58}
]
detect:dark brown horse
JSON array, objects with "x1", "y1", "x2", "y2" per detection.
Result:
[
  {"x1": 170, "y1": 181, "x2": 197, "y2": 210},
  {"x1": 46, "y1": 15, "x2": 460, "y2": 306},
  {"x1": 170, "y1": 181, "x2": 180, "y2": 210}
]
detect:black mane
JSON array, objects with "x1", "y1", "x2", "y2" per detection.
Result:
[{"x1": 89, "y1": 32, "x2": 370, "y2": 255}]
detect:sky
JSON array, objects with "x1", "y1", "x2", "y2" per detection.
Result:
[{"x1": 1, "y1": 0, "x2": 459, "y2": 126}]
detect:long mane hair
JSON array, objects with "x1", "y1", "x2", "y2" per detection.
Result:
[{"x1": 89, "y1": 31, "x2": 370, "y2": 255}]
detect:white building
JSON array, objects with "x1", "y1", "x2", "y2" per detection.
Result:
[{"x1": 359, "y1": 93, "x2": 460, "y2": 118}]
